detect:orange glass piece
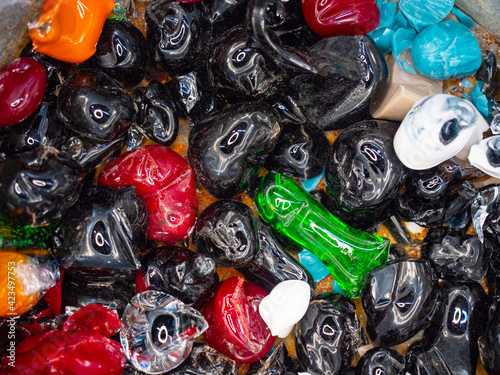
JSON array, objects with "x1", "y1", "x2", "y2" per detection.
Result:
[
  {"x1": 29, "y1": 0, "x2": 116, "y2": 63},
  {"x1": 0, "y1": 251, "x2": 59, "y2": 318}
]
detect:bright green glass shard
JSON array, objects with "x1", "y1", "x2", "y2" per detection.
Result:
[
  {"x1": 255, "y1": 172, "x2": 390, "y2": 298},
  {"x1": 0, "y1": 217, "x2": 56, "y2": 251},
  {"x1": 108, "y1": 4, "x2": 128, "y2": 21}
]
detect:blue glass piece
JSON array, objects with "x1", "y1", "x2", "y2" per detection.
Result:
[
  {"x1": 394, "y1": 11, "x2": 410, "y2": 29},
  {"x1": 378, "y1": 2, "x2": 398, "y2": 29},
  {"x1": 332, "y1": 280, "x2": 346, "y2": 295},
  {"x1": 412, "y1": 21, "x2": 481, "y2": 79},
  {"x1": 369, "y1": 28, "x2": 396, "y2": 52},
  {"x1": 298, "y1": 249, "x2": 330, "y2": 282},
  {"x1": 300, "y1": 169, "x2": 324, "y2": 193},
  {"x1": 400, "y1": 0, "x2": 455, "y2": 32},
  {"x1": 470, "y1": 84, "x2": 490, "y2": 119},
  {"x1": 451, "y1": 7, "x2": 475, "y2": 28},
  {"x1": 460, "y1": 79, "x2": 473, "y2": 88},
  {"x1": 392, "y1": 27, "x2": 417, "y2": 74}
]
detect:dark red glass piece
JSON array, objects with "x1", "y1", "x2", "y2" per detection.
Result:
[
  {"x1": 98, "y1": 145, "x2": 198, "y2": 244},
  {"x1": 203, "y1": 277, "x2": 275, "y2": 364},
  {"x1": 44, "y1": 268, "x2": 64, "y2": 316},
  {"x1": 2, "y1": 330, "x2": 125, "y2": 375},
  {"x1": 0, "y1": 57, "x2": 47, "y2": 126},
  {"x1": 63, "y1": 304, "x2": 121, "y2": 337},
  {"x1": 301, "y1": 0, "x2": 380, "y2": 37}
]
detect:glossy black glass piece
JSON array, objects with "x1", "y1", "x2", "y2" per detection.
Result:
[
  {"x1": 87, "y1": 19, "x2": 148, "y2": 89},
  {"x1": 210, "y1": 0, "x2": 248, "y2": 40},
  {"x1": 287, "y1": 36, "x2": 388, "y2": 131},
  {"x1": 61, "y1": 274, "x2": 136, "y2": 315},
  {"x1": 479, "y1": 295, "x2": 500, "y2": 375},
  {"x1": 398, "y1": 161, "x2": 461, "y2": 227},
  {"x1": 194, "y1": 199, "x2": 259, "y2": 268},
  {"x1": 361, "y1": 258, "x2": 440, "y2": 347},
  {"x1": 267, "y1": 93, "x2": 307, "y2": 125},
  {"x1": 140, "y1": 246, "x2": 219, "y2": 309},
  {"x1": 325, "y1": 120, "x2": 407, "y2": 229},
  {"x1": 21, "y1": 42, "x2": 70, "y2": 94},
  {"x1": 421, "y1": 228, "x2": 488, "y2": 282},
  {"x1": 6, "y1": 95, "x2": 69, "y2": 155},
  {"x1": 355, "y1": 348, "x2": 405, "y2": 375},
  {"x1": 60, "y1": 135, "x2": 126, "y2": 174},
  {"x1": 166, "y1": 69, "x2": 222, "y2": 124},
  {"x1": 57, "y1": 69, "x2": 136, "y2": 142},
  {"x1": 54, "y1": 186, "x2": 148, "y2": 281},
  {"x1": 132, "y1": 80, "x2": 179, "y2": 146},
  {"x1": 240, "y1": 221, "x2": 314, "y2": 293},
  {"x1": 405, "y1": 281, "x2": 488, "y2": 375},
  {"x1": 296, "y1": 293, "x2": 360, "y2": 375},
  {"x1": 475, "y1": 50, "x2": 497, "y2": 98},
  {"x1": 0, "y1": 146, "x2": 84, "y2": 227},
  {"x1": 167, "y1": 343, "x2": 236, "y2": 375},
  {"x1": 146, "y1": 0, "x2": 212, "y2": 76},
  {"x1": 211, "y1": 27, "x2": 281, "y2": 102},
  {"x1": 188, "y1": 102, "x2": 280, "y2": 199},
  {"x1": 384, "y1": 215, "x2": 412, "y2": 246},
  {"x1": 247, "y1": 343, "x2": 300, "y2": 375},
  {"x1": 265, "y1": 123, "x2": 329, "y2": 180}
]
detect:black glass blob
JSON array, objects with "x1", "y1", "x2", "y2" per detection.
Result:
[
  {"x1": 287, "y1": 36, "x2": 388, "y2": 131},
  {"x1": 146, "y1": 0, "x2": 212, "y2": 76},
  {"x1": 296, "y1": 293, "x2": 360, "y2": 375},
  {"x1": 140, "y1": 246, "x2": 219, "y2": 309},
  {"x1": 87, "y1": 19, "x2": 148, "y2": 89},
  {"x1": 479, "y1": 295, "x2": 500, "y2": 375},
  {"x1": 211, "y1": 27, "x2": 282, "y2": 102},
  {"x1": 0, "y1": 146, "x2": 84, "y2": 227},
  {"x1": 405, "y1": 281, "x2": 488, "y2": 375},
  {"x1": 132, "y1": 80, "x2": 179, "y2": 146},
  {"x1": 361, "y1": 258, "x2": 440, "y2": 347},
  {"x1": 325, "y1": 120, "x2": 407, "y2": 229},
  {"x1": 5, "y1": 95, "x2": 69, "y2": 155},
  {"x1": 265, "y1": 123, "x2": 329, "y2": 180},
  {"x1": 54, "y1": 186, "x2": 148, "y2": 281},
  {"x1": 188, "y1": 102, "x2": 280, "y2": 199},
  {"x1": 57, "y1": 69, "x2": 136, "y2": 141},
  {"x1": 355, "y1": 348, "x2": 405, "y2": 375},
  {"x1": 421, "y1": 228, "x2": 489, "y2": 282},
  {"x1": 240, "y1": 221, "x2": 314, "y2": 293},
  {"x1": 194, "y1": 199, "x2": 259, "y2": 268},
  {"x1": 167, "y1": 343, "x2": 236, "y2": 375}
]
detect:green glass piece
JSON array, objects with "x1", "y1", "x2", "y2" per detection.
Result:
[
  {"x1": 0, "y1": 217, "x2": 56, "y2": 251},
  {"x1": 255, "y1": 172, "x2": 390, "y2": 298},
  {"x1": 108, "y1": 4, "x2": 128, "y2": 21}
]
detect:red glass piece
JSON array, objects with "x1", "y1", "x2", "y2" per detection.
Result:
[
  {"x1": 0, "y1": 57, "x2": 47, "y2": 126},
  {"x1": 2, "y1": 330, "x2": 125, "y2": 375},
  {"x1": 302, "y1": 0, "x2": 380, "y2": 37},
  {"x1": 203, "y1": 276, "x2": 275, "y2": 364},
  {"x1": 135, "y1": 270, "x2": 150, "y2": 293},
  {"x1": 44, "y1": 268, "x2": 64, "y2": 316},
  {"x1": 98, "y1": 145, "x2": 199, "y2": 244},
  {"x1": 63, "y1": 304, "x2": 121, "y2": 337}
]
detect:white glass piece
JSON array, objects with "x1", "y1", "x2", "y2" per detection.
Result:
[
  {"x1": 393, "y1": 94, "x2": 489, "y2": 170},
  {"x1": 258, "y1": 280, "x2": 311, "y2": 338},
  {"x1": 469, "y1": 136, "x2": 500, "y2": 179}
]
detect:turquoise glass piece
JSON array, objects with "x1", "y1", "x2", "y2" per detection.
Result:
[
  {"x1": 369, "y1": 28, "x2": 396, "y2": 52},
  {"x1": 460, "y1": 78, "x2": 473, "y2": 88},
  {"x1": 300, "y1": 169, "x2": 324, "y2": 193},
  {"x1": 451, "y1": 7, "x2": 474, "y2": 28},
  {"x1": 394, "y1": 11, "x2": 410, "y2": 29},
  {"x1": 470, "y1": 84, "x2": 489, "y2": 119},
  {"x1": 392, "y1": 27, "x2": 417, "y2": 74},
  {"x1": 298, "y1": 249, "x2": 330, "y2": 282},
  {"x1": 399, "y1": 0, "x2": 455, "y2": 31},
  {"x1": 332, "y1": 280, "x2": 346, "y2": 295},
  {"x1": 378, "y1": 2, "x2": 397, "y2": 29},
  {"x1": 412, "y1": 21, "x2": 481, "y2": 79},
  {"x1": 255, "y1": 172, "x2": 390, "y2": 298}
]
